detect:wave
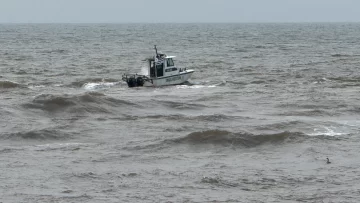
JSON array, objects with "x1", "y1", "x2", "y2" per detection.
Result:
[
  {"x1": 328, "y1": 76, "x2": 360, "y2": 84},
  {"x1": 124, "y1": 128, "x2": 343, "y2": 152},
  {"x1": 154, "y1": 100, "x2": 207, "y2": 110},
  {"x1": 194, "y1": 114, "x2": 238, "y2": 122},
  {"x1": 330, "y1": 54, "x2": 360, "y2": 57},
  {"x1": 321, "y1": 76, "x2": 360, "y2": 88},
  {"x1": 125, "y1": 130, "x2": 304, "y2": 151},
  {"x1": 195, "y1": 94, "x2": 224, "y2": 102},
  {"x1": 120, "y1": 113, "x2": 245, "y2": 123},
  {"x1": 33, "y1": 143, "x2": 92, "y2": 151},
  {"x1": 308, "y1": 127, "x2": 349, "y2": 137},
  {"x1": 276, "y1": 109, "x2": 336, "y2": 117},
  {"x1": 3, "y1": 128, "x2": 71, "y2": 140},
  {"x1": 14, "y1": 70, "x2": 28, "y2": 75},
  {"x1": 289, "y1": 60, "x2": 330, "y2": 68},
  {"x1": 70, "y1": 78, "x2": 120, "y2": 88},
  {"x1": 83, "y1": 81, "x2": 120, "y2": 90},
  {"x1": 172, "y1": 129, "x2": 342, "y2": 146},
  {"x1": 225, "y1": 80, "x2": 248, "y2": 85},
  {"x1": 171, "y1": 130, "x2": 302, "y2": 147},
  {"x1": 0, "y1": 80, "x2": 22, "y2": 89},
  {"x1": 233, "y1": 48, "x2": 248, "y2": 53},
  {"x1": 40, "y1": 49, "x2": 69, "y2": 54},
  {"x1": 175, "y1": 84, "x2": 217, "y2": 89},
  {"x1": 277, "y1": 103, "x2": 336, "y2": 110},
  {"x1": 11, "y1": 55, "x2": 33, "y2": 61},
  {"x1": 23, "y1": 92, "x2": 140, "y2": 113}
]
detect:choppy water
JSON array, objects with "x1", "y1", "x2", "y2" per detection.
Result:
[{"x1": 1, "y1": 23, "x2": 360, "y2": 202}]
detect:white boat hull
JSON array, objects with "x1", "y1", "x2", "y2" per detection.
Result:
[{"x1": 143, "y1": 70, "x2": 194, "y2": 87}]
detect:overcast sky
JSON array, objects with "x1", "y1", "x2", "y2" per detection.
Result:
[{"x1": 0, "y1": 0, "x2": 359, "y2": 23}]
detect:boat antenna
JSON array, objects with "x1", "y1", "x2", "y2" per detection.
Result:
[{"x1": 154, "y1": 45, "x2": 158, "y2": 56}]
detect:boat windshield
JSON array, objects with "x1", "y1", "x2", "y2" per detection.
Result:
[{"x1": 167, "y1": 58, "x2": 174, "y2": 67}]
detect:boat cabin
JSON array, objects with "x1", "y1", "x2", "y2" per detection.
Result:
[{"x1": 149, "y1": 55, "x2": 179, "y2": 79}]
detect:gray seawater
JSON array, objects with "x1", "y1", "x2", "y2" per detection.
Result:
[{"x1": 1, "y1": 23, "x2": 360, "y2": 202}]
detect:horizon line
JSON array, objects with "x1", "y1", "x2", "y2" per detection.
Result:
[{"x1": 1, "y1": 21, "x2": 360, "y2": 24}]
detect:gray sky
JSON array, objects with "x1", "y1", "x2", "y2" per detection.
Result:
[{"x1": 0, "y1": 0, "x2": 359, "y2": 23}]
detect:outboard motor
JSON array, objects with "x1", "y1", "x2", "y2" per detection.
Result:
[
  {"x1": 136, "y1": 77, "x2": 144, "y2": 86},
  {"x1": 127, "y1": 77, "x2": 137, "y2": 87}
]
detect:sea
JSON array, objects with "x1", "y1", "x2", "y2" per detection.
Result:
[{"x1": 1, "y1": 23, "x2": 360, "y2": 203}]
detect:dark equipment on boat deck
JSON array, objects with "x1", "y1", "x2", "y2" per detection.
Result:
[
  {"x1": 122, "y1": 74, "x2": 150, "y2": 87},
  {"x1": 127, "y1": 77, "x2": 137, "y2": 87},
  {"x1": 136, "y1": 77, "x2": 144, "y2": 86}
]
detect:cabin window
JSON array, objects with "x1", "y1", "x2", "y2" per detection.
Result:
[
  {"x1": 165, "y1": 67, "x2": 178, "y2": 72},
  {"x1": 167, "y1": 58, "x2": 174, "y2": 67}
]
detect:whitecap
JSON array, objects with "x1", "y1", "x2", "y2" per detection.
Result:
[
  {"x1": 83, "y1": 82, "x2": 119, "y2": 90},
  {"x1": 176, "y1": 85, "x2": 216, "y2": 89},
  {"x1": 28, "y1": 85, "x2": 46, "y2": 89},
  {"x1": 32, "y1": 142, "x2": 91, "y2": 151},
  {"x1": 308, "y1": 127, "x2": 348, "y2": 136}
]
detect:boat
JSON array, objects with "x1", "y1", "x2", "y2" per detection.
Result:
[{"x1": 122, "y1": 46, "x2": 194, "y2": 87}]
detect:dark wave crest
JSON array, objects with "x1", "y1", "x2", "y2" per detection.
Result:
[
  {"x1": 3, "y1": 129, "x2": 71, "y2": 140},
  {"x1": 276, "y1": 109, "x2": 336, "y2": 117},
  {"x1": 154, "y1": 100, "x2": 207, "y2": 110},
  {"x1": 40, "y1": 49, "x2": 69, "y2": 54},
  {"x1": 120, "y1": 113, "x2": 245, "y2": 123},
  {"x1": 328, "y1": 76, "x2": 360, "y2": 86},
  {"x1": 124, "y1": 130, "x2": 312, "y2": 152},
  {"x1": 0, "y1": 80, "x2": 22, "y2": 89},
  {"x1": 171, "y1": 130, "x2": 301, "y2": 147},
  {"x1": 331, "y1": 54, "x2": 360, "y2": 57},
  {"x1": 26, "y1": 93, "x2": 76, "y2": 111},
  {"x1": 23, "y1": 92, "x2": 139, "y2": 113}
]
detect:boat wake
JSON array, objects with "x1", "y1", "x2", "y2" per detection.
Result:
[
  {"x1": 176, "y1": 84, "x2": 217, "y2": 89},
  {"x1": 83, "y1": 81, "x2": 120, "y2": 90}
]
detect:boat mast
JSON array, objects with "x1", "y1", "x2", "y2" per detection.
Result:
[{"x1": 154, "y1": 45, "x2": 157, "y2": 78}]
